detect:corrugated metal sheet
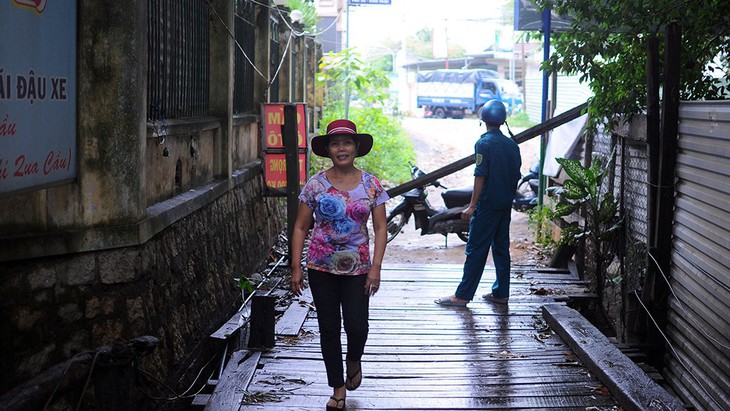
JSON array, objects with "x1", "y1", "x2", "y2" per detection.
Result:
[{"x1": 667, "y1": 101, "x2": 730, "y2": 411}]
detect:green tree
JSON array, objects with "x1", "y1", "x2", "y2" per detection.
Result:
[
  {"x1": 533, "y1": 0, "x2": 729, "y2": 128},
  {"x1": 315, "y1": 49, "x2": 415, "y2": 184}
]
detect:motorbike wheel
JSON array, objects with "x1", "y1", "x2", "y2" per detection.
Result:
[
  {"x1": 457, "y1": 232, "x2": 469, "y2": 242},
  {"x1": 386, "y1": 211, "x2": 409, "y2": 243}
]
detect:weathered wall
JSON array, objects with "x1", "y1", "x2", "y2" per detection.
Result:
[
  {"x1": 0, "y1": 0, "x2": 318, "y2": 404},
  {"x1": 0, "y1": 172, "x2": 285, "y2": 391},
  {"x1": 232, "y1": 117, "x2": 262, "y2": 168},
  {"x1": 145, "y1": 121, "x2": 220, "y2": 206}
]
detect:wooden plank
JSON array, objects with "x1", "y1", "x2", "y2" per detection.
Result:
[
  {"x1": 543, "y1": 304, "x2": 688, "y2": 411},
  {"x1": 191, "y1": 394, "x2": 211, "y2": 406},
  {"x1": 211, "y1": 276, "x2": 291, "y2": 341},
  {"x1": 240, "y1": 393, "x2": 615, "y2": 410},
  {"x1": 210, "y1": 309, "x2": 247, "y2": 340},
  {"x1": 204, "y1": 350, "x2": 261, "y2": 411},
  {"x1": 236, "y1": 263, "x2": 635, "y2": 410},
  {"x1": 248, "y1": 376, "x2": 609, "y2": 397},
  {"x1": 275, "y1": 288, "x2": 313, "y2": 336},
  {"x1": 254, "y1": 373, "x2": 603, "y2": 388}
]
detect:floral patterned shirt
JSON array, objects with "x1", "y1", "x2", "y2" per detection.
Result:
[{"x1": 299, "y1": 170, "x2": 389, "y2": 276}]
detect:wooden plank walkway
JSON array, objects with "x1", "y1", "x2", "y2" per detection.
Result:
[{"x1": 236, "y1": 263, "x2": 619, "y2": 410}]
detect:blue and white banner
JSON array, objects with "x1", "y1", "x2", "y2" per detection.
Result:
[{"x1": 0, "y1": 1, "x2": 78, "y2": 196}]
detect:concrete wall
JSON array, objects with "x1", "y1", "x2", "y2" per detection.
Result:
[
  {"x1": 0, "y1": 0, "x2": 318, "y2": 401},
  {"x1": 0, "y1": 172, "x2": 285, "y2": 391}
]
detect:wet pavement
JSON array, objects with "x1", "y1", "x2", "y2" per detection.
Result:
[{"x1": 222, "y1": 263, "x2": 623, "y2": 410}]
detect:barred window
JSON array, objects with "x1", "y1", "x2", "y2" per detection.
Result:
[
  {"x1": 234, "y1": 0, "x2": 256, "y2": 113},
  {"x1": 148, "y1": 0, "x2": 210, "y2": 120}
]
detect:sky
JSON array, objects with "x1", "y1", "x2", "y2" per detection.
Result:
[{"x1": 345, "y1": 0, "x2": 515, "y2": 55}]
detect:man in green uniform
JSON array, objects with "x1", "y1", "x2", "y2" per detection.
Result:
[{"x1": 436, "y1": 100, "x2": 522, "y2": 306}]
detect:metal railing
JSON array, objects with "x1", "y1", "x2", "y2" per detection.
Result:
[
  {"x1": 233, "y1": 0, "x2": 256, "y2": 113},
  {"x1": 148, "y1": 0, "x2": 210, "y2": 120}
]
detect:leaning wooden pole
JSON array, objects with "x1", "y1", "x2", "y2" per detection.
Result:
[
  {"x1": 387, "y1": 102, "x2": 589, "y2": 199},
  {"x1": 650, "y1": 21, "x2": 682, "y2": 361}
]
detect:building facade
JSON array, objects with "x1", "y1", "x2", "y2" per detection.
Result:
[{"x1": 0, "y1": 0, "x2": 320, "y2": 406}]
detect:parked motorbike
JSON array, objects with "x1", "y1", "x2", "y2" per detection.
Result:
[
  {"x1": 386, "y1": 163, "x2": 472, "y2": 243},
  {"x1": 512, "y1": 162, "x2": 540, "y2": 212}
]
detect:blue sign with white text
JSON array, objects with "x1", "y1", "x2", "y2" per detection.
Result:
[{"x1": 0, "y1": 1, "x2": 78, "y2": 196}]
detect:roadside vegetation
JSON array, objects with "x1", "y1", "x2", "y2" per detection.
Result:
[
  {"x1": 506, "y1": 111, "x2": 536, "y2": 128},
  {"x1": 285, "y1": 0, "x2": 414, "y2": 185},
  {"x1": 313, "y1": 49, "x2": 416, "y2": 185}
]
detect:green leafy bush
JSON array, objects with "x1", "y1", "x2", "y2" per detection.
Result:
[
  {"x1": 552, "y1": 152, "x2": 622, "y2": 273},
  {"x1": 313, "y1": 49, "x2": 415, "y2": 185},
  {"x1": 507, "y1": 111, "x2": 536, "y2": 128},
  {"x1": 527, "y1": 205, "x2": 556, "y2": 248}
]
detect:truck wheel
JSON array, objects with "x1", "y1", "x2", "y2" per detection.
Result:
[
  {"x1": 457, "y1": 231, "x2": 469, "y2": 242},
  {"x1": 433, "y1": 107, "x2": 446, "y2": 119}
]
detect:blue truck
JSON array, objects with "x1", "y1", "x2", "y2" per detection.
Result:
[{"x1": 416, "y1": 69, "x2": 523, "y2": 119}]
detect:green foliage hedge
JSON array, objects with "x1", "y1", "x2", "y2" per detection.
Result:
[
  {"x1": 311, "y1": 107, "x2": 415, "y2": 187},
  {"x1": 312, "y1": 49, "x2": 415, "y2": 187}
]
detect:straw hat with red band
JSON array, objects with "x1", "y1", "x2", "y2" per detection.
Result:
[{"x1": 311, "y1": 119, "x2": 374, "y2": 158}]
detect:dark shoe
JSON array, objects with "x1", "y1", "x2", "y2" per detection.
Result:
[
  {"x1": 345, "y1": 359, "x2": 362, "y2": 391},
  {"x1": 434, "y1": 296, "x2": 468, "y2": 307},
  {"x1": 326, "y1": 396, "x2": 346, "y2": 410},
  {"x1": 482, "y1": 293, "x2": 509, "y2": 304}
]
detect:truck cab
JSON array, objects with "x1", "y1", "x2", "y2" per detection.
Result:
[{"x1": 477, "y1": 78, "x2": 523, "y2": 115}]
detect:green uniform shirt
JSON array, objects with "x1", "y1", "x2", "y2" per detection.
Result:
[{"x1": 474, "y1": 129, "x2": 522, "y2": 209}]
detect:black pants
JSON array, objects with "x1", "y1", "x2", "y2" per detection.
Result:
[{"x1": 308, "y1": 269, "x2": 370, "y2": 388}]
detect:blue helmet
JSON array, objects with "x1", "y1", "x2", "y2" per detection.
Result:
[{"x1": 480, "y1": 100, "x2": 507, "y2": 126}]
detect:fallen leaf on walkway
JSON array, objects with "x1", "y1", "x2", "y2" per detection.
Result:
[
  {"x1": 530, "y1": 287, "x2": 567, "y2": 295},
  {"x1": 243, "y1": 390, "x2": 286, "y2": 404},
  {"x1": 588, "y1": 384, "x2": 611, "y2": 396},
  {"x1": 489, "y1": 350, "x2": 527, "y2": 359}
]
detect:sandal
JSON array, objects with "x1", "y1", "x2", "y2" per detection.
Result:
[
  {"x1": 434, "y1": 296, "x2": 468, "y2": 307},
  {"x1": 482, "y1": 293, "x2": 509, "y2": 305},
  {"x1": 344, "y1": 359, "x2": 362, "y2": 391},
  {"x1": 326, "y1": 395, "x2": 346, "y2": 410}
]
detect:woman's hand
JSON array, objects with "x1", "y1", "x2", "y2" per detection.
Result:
[
  {"x1": 290, "y1": 202, "x2": 313, "y2": 298},
  {"x1": 367, "y1": 203, "x2": 387, "y2": 297},
  {"x1": 290, "y1": 266, "x2": 304, "y2": 296},
  {"x1": 365, "y1": 266, "x2": 381, "y2": 296}
]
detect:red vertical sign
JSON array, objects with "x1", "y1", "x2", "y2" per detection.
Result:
[{"x1": 262, "y1": 104, "x2": 308, "y2": 189}]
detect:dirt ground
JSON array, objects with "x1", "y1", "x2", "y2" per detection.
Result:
[{"x1": 382, "y1": 116, "x2": 549, "y2": 267}]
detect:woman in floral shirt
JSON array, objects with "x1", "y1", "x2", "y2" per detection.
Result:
[{"x1": 290, "y1": 119, "x2": 388, "y2": 411}]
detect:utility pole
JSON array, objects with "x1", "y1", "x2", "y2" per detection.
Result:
[{"x1": 537, "y1": 8, "x2": 552, "y2": 208}]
